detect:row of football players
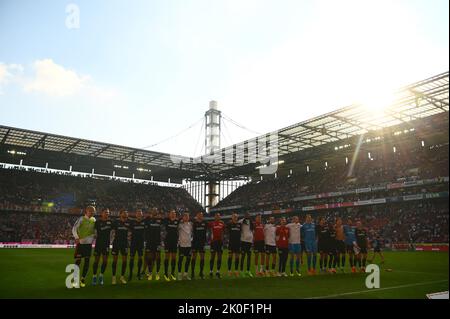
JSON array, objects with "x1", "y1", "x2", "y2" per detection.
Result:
[{"x1": 72, "y1": 206, "x2": 383, "y2": 287}]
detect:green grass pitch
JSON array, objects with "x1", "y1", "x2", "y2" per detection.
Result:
[{"x1": 0, "y1": 249, "x2": 447, "y2": 299}]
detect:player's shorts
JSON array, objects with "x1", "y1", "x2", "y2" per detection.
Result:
[
  {"x1": 111, "y1": 242, "x2": 128, "y2": 256},
  {"x1": 318, "y1": 240, "x2": 328, "y2": 253},
  {"x1": 374, "y1": 246, "x2": 381, "y2": 253},
  {"x1": 336, "y1": 240, "x2": 346, "y2": 254},
  {"x1": 240, "y1": 241, "x2": 252, "y2": 253},
  {"x1": 304, "y1": 240, "x2": 318, "y2": 253},
  {"x1": 179, "y1": 246, "x2": 192, "y2": 257},
  {"x1": 253, "y1": 240, "x2": 265, "y2": 253},
  {"x1": 265, "y1": 245, "x2": 277, "y2": 254},
  {"x1": 358, "y1": 245, "x2": 368, "y2": 254},
  {"x1": 130, "y1": 242, "x2": 144, "y2": 257},
  {"x1": 74, "y1": 243, "x2": 92, "y2": 258},
  {"x1": 93, "y1": 244, "x2": 109, "y2": 257},
  {"x1": 191, "y1": 241, "x2": 206, "y2": 253},
  {"x1": 145, "y1": 242, "x2": 161, "y2": 253},
  {"x1": 164, "y1": 238, "x2": 178, "y2": 253},
  {"x1": 288, "y1": 243, "x2": 301, "y2": 254},
  {"x1": 327, "y1": 241, "x2": 337, "y2": 254},
  {"x1": 345, "y1": 243, "x2": 354, "y2": 253},
  {"x1": 210, "y1": 240, "x2": 223, "y2": 253},
  {"x1": 228, "y1": 240, "x2": 241, "y2": 254}
]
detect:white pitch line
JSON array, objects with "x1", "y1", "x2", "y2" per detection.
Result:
[{"x1": 307, "y1": 279, "x2": 449, "y2": 299}]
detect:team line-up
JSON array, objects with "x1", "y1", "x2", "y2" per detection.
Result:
[{"x1": 71, "y1": 206, "x2": 384, "y2": 287}]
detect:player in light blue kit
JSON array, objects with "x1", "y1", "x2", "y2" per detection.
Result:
[{"x1": 301, "y1": 214, "x2": 317, "y2": 275}]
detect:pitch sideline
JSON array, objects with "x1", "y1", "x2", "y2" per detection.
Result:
[{"x1": 307, "y1": 279, "x2": 449, "y2": 299}]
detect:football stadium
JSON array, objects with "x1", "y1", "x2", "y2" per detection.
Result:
[
  {"x1": 0, "y1": 72, "x2": 448, "y2": 299},
  {"x1": 0, "y1": 1, "x2": 449, "y2": 303}
]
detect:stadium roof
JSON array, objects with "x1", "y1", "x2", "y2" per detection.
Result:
[
  {"x1": 198, "y1": 71, "x2": 449, "y2": 176},
  {"x1": 0, "y1": 124, "x2": 202, "y2": 172},
  {"x1": 0, "y1": 71, "x2": 448, "y2": 181}
]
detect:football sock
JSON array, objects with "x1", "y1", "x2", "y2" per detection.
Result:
[
  {"x1": 199, "y1": 258, "x2": 205, "y2": 275},
  {"x1": 82, "y1": 258, "x2": 90, "y2": 278},
  {"x1": 100, "y1": 261, "x2": 107, "y2": 274},
  {"x1": 171, "y1": 258, "x2": 176, "y2": 275},
  {"x1": 217, "y1": 256, "x2": 222, "y2": 271},
  {"x1": 191, "y1": 257, "x2": 197, "y2": 275},
  {"x1": 93, "y1": 261, "x2": 99, "y2": 275},
  {"x1": 129, "y1": 258, "x2": 134, "y2": 277},
  {"x1": 164, "y1": 259, "x2": 169, "y2": 276},
  {"x1": 227, "y1": 257, "x2": 232, "y2": 271},
  {"x1": 112, "y1": 260, "x2": 117, "y2": 276},
  {"x1": 121, "y1": 259, "x2": 127, "y2": 276},
  {"x1": 185, "y1": 256, "x2": 191, "y2": 273},
  {"x1": 137, "y1": 258, "x2": 142, "y2": 276},
  {"x1": 178, "y1": 256, "x2": 184, "y2": 273}
]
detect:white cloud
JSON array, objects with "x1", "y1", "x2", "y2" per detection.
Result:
[
  {"x1": 0, "y1": 64, "x2": 9, "y2": 86},
  {"x1": 24, "y1": 59, "x2": 88, "y2": 97},
  {"x1": 0, "y1": 63, "x2": 24, "y2": 95},
  {"x1": 0, "y1": 59, "x2": 120, "y2": 103},
  {"x1": 0, "y1": 62, "x2": 23, "y2": 95}
]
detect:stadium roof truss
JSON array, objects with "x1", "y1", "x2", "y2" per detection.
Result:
[
  {"x1": 0, "y1": 71, "x2": 448, "y2": 179},
  {"x1": 0, "y1": 125, "x2": 204, "y2": 173},
  {"x1": 198, "y1": 71, "x2": 449, "y2": 174}
]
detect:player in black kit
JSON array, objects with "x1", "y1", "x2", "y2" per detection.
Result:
[
  {"x1": 92, "y1": 208, "x2": 112, "y2": 286},
  {"x1": 128, "y1": 209, "x2": 145, "y2": 281},
  {"x1": 369, "y1": 233, "x2": 385, "y2": 265},
  {"x1": 111, "y1": 209, "x2": 130, "y2": 285},
  {"x1": 355, "y1": 220, "x2": 369, "y2": 272},
  {"x1": 144, "y1": 209, "x2": 163, "y2": 281},
  {"x1": 316, "y1": 217, "x2": 329, "y2": 273},
  {"x1": 163, "y1": 210, "x2": 179, "y2": 281},
  {"x1": 191, "y1": 212, "x2": 207, "y2": 280},
  {"x1": 327, "y1": 221, "x2": 338, "y2": 273},
  {"x1": 227, "y1": 213, "x2": 242, "y2": 277}
]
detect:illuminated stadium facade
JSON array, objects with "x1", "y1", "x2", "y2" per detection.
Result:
[{"x1": 0, "y1": 71, "x2": 448, "y2": 211}]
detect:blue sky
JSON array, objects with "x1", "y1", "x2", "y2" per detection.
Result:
[{"x1": 0, "y1": 0, "x2": 448, "y2": 156}]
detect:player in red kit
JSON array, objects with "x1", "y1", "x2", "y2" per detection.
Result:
[
  {"x1": 208, "y1": 213, "x2": 225, "y2": 279},
  {"x1": 253, "y1": 214, "x2": 265, "y2": 276},
  {"x1": 276, "y1": 217, "x2": 290, "y2": 277}
]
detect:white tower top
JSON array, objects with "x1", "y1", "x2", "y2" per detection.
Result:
[
  {"x1": 209, "y1": 100, "x2": 218, "y2": 110},
  {"x1": 205, "y1": 100, "x2": 221, "y2": 156}
]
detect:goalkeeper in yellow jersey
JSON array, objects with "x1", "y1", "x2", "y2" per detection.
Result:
[{"x1": 72, "y1": 206, "x2": 96, "y2": 287}]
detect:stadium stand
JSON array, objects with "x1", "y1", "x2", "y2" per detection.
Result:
[
  {"x1": 0, "y1": 168, "x2": 204, "y2": 214},
  {"x1": 214, "y1": 133, "x2": 448, "y2": 212},
  {"x1": 0, "y1": 72, "x2": 448, "y2": 247}
]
